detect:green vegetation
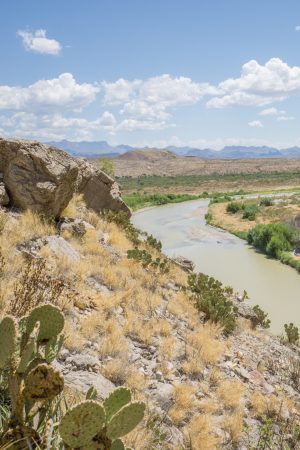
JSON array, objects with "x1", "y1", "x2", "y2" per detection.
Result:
[
  {"x1": 226, "y1": 201, "x2": 244, "y2": 214},
  {"x1": 187, "y1": 273, "x2": 237, "y2": 333},
  {"x1": 0, "y1": 304, "x2": 145, "y2": 449},
  {"x1": 284, "y1": 323, "x2": 299, "y2": 345},
  {"x1": 247, "y1": 223, "x2": 296, "y2": 258},
  {"x1": 118, "y1": 171, "x2": 300, "y2": 192},
  {"x1": 99, "y1": 157, "x2": 115, "y2": 176},
  {"x1": 242, "y1": 204, "x2": 259, "y2": 221},
  {"x1": 123, "y1": 192, "x2": 203, "y2": 210},
  {"x1": 259, "y1": 197, "x2": 273, "y2": 207},
  {"x1": 127, "y1": 247, "x2": 170, "y2": 273},
  {"x1": 252, "y1": 305, "x2": 271, "y2": 329}
]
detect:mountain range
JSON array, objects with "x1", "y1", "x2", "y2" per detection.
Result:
[{"x1": 47, "y1": 140, "x2": 300, "y2": 159}]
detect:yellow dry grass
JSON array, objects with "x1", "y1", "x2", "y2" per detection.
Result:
[
  {"x1": 217, "y1": 379, "x2": 245, "y2": 409},
  {"x1": 185, "y1": 414, "x2": 221, "y2": 450}
]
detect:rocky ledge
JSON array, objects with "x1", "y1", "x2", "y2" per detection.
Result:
[{"x1": 0, "y1": 137, "x2": 130, "y2": 217}]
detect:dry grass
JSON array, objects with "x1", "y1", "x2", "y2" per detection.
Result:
[
  {"x1": 169, "y1": 384, "x2": 197, "y2": 425},
  {"x1": 217, "y1": 379, "x2": 245, "y2": 410},
  {"x1": 102, "y1": 357, "x2": 129, "y2": 383},
  {"x1": 185, "y1": 414, "x2": 221, "y2": 450},
  {"x1": 222, "y1": 410, "x2": 244, "y2": 443}
]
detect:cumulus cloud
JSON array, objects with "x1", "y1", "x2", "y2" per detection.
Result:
[
  {"x1": 17, "y1": 29, "x2": 62, "y2": 55},
  {"x1": 207, "y1": 58, "x2": 300, "y2": 108},
  {"x1": 259, "y1": 107, "x2": 279, "y2": 116},
  {"x1": 295, "y1": 25, "x2": 300, "y2": 31},
  {"x1": 248, "y1": 120, "x2": 263, "y2": 128},
  {"x1": 0, "y1": 73, "x2": 99, "y2": 113}
]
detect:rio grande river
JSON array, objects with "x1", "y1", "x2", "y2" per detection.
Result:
[{"x1": 132, "y1": 199, "x2": 300, "y2": 334}]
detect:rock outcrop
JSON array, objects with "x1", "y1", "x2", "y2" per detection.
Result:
[
  {"x1": 0, "y1": 138, "x2": 78, "y2": 217},
  {"x1": 0, "y1": 138, "x2": 130, "y2": 218},
  {"x1": 76, "y1": 158, "x2": 131, "y2": 216}
]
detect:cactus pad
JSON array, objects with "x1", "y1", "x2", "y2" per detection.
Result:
[
  {"x1": 59, "y1": 400, "x2": 105, "y2": 448},
  {"x1": 111, "y1": 439, "x2": 126, "y2": 450},
  {"x1": 17, "y1": 323, "x2": 39, "y2": 373},
  {"x1": 107, "y1": 402, "x2": 145, "y2": 440},
  {"x1": 0, "y1": 316, "x2": 16, "y2": 369},
  {"x1": 26, "y1": 304, "x2": 64, "y2": 342},
  {"x1": 24, "y1": 363, "x2": 64, "y2": 400},
  {"x1": 104, "y1": 387, "x2": 131, "y2": 422}
]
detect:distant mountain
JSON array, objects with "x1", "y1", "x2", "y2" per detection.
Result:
[
  {"x1": 47, "y1": 140, "x2": 300, "y2": 159},
  {"x1": 46, "y1": 140, "x2": 134, "y2": 157},
  {"x1": 168, "y1": 145, "x2": 300, "y2": 159}
]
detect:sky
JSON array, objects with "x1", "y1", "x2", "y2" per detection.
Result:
[{"x1": 1, "y1": 0, "x2": 300, "y2": 149}]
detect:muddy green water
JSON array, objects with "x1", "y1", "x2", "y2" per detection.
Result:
[{"x1": 132, "y1": 199, "x2": 300, "y2": 334}]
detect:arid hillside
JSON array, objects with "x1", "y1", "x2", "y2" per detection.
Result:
[{"x1": 114, "y1": 148, "x2": 300, "y2": 178}]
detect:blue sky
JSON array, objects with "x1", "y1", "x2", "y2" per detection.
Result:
[{"x1": 1, "y1": 0, "x2": 300, "y2": 148}]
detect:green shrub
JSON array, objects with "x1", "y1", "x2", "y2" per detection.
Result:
[
  {"x1": 127, "y1": 247, "x2": 169, "y2": 273},
  {"x1": 252, "y1": 305, "x2": 271, "y2": 329},
  {"x1": 226, "y1": 201, "x2": 243, "y2": 214},
  {"x1": 247, "y1": 223, "x2": 296, "y2": 258},
  {"x1": 242, "y1": 204, "x2": 259, "y2": 221},
  {"x1": 187, "y1": 273, "x2": 237, "y2": 333},
  {"x1": 205, "y1": 212, "x2": 213, "y2": 223},
  {"x1": 103, "y1": 210, "x2": 141, "y2": 245},
  {"x1": 284, "y1": 323, "x2": 299, "y2": 345},
  {"x1": 260, "y1": 197, "x2": 273, "y2": 207},
  {"x1": 146, "y1": 234, "x2": 162, "y2": 251},
  {"x1": 98, "y1": 157, "x2": 115, "y2": 176}
]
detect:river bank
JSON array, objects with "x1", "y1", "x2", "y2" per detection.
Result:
[{"x1": 132, "y1": 199, "x2": 300, "y2": 334}]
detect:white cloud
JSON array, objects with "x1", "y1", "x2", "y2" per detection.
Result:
[
  {"x1": 259, "y1": 107, "x2": 279, "y2": 116},
  {"x1": 277, "y1": 115, "x2": 295, "y2": 121},
  {"x1": 295, "y1": 25, "x2": 300, "y2": 32},
  {"x1": 17, "y1": 29, "x2": 62, "y2": 55},
  {"x1": 207, "y1": 58, "x2": 300, "y2": 108},
  {"x1": 0, "y1": 73, "x2": 99, "y2": 113},
  {"x1": 248, "y1": 120, "x2": 263, "y2": 128}
]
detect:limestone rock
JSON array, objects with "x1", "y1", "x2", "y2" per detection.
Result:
[
  {"x1": 171, "y1": 255, "x2": 194, "y2": 273},
  {"x1": 63, "y1": 369, "x2": 115, "y2": 400},
  {"x1": 59, "y1": 218, "x2": 95, "y2": 237},
  {"x1": 46, "y1": 236, "x2": 81, "y2": 263},
  {"x1": 76, "y1": 158, "x2": 131, "y2": 217},
  {"x1": 0, "y1": 138, "x2": 78, "y2": 217},
  {"x1": 0, "y1": 182, "x2": 9, "y2": 206}
]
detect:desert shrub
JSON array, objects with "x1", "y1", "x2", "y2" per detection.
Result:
[
  {"x1": 260, "y1": 197, "x2": 273, "y2": 207},
  {"x1": 205, "y1": 212, "x2": 213, "y2": 223},
  {"x1": 226, "y1": 201, "x2": 243, "y2": 214},
  {"x1": 252, "y1": 305, "x2": 271, "y2": 329},
  {"x1": 127, "y1": 247, "x2": 170, "y2": 274},
  {"x1": 98, "y1": 157, "x2": 114, "y2": 176},
  {"x1": 187, "y1": 273, "x2": 237, "y2": 333},
  {"x1": 247, "y1": 223, "x2": 296, "y2": 258},
  {"x1": 284, "y1": 323, "x2": 299, "y2": 345},
  {"x1": 242, "y1": 204, "x2": 259, "y2": 221},
  {"x1": 146, "y1": 234, "x2": 162, "y2": 251}
]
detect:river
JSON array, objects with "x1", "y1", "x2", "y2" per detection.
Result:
[{"x1": 132, "y1": 199, "x2": 300, "y2": 334}]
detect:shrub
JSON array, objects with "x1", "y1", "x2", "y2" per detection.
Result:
[
  {"x1": 146, "y1": 234, "x2": 162, "y2": 251},
  {"x1": 242, "y1": 204, "x2": 259, "y2": 221},
  {"x1": 103, "y1": 210, "x2": 141, "y2": 245},
  {"x1": 205, "y1": 212, "x2": 213, "y2": 224},
  {"x1": 284, "y1": 323, "x2": 299, "y2": 345},
  {"x1": 252, "y1": 305, "x2": 271, "y2": 329},
  {"x1": 187, "y1": 273, "x2": 237, "y2": 333},
  {"x1": 226, "y1": 201, "x2": 243, "y2": 214},
  {"x1": 98, "y1": 157, "x2": 114, "y2": 176},
  {"x1": 247, "y1": 223, "x2": 296, "y2": 258},
  {"x1": 260, "y1": 197, "x2": 273, "y2": 207},
  {"x1": 127, "y1": 247, "x2": 170, "y2": 273}
]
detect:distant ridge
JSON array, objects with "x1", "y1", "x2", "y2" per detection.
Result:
[{"x1": 47, "y1": 140, "x2": 300, "y2": 159}]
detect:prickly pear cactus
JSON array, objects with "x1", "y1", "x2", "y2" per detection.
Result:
[
  {"x1": 59, "y1": 400, "x2": 105, "y2": 448},
  {"x1": 111, "y1": 439, "x2": 126, "y2": 450},
  {"x1": 24, "y1": 363, "x2": 64, "y2": 401},
  {"x1": 0, "y1": 316, "x2": 16, "y2": 369},
  {"x1": 107, "y1": 402, "x2": 146, "y2": 440},
  {"x1": 26, "y1": 304, "x2": 64, "y2": 342},
  {"x1": 17, "y1": 322, "x2": 39, "y2": 373},
  {"x1": 104, "y1": 387, "x2": 131, "y2": 422}
]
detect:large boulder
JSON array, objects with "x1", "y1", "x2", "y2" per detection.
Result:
[
  {"x1": 76, "y1": 158, "x2": 131, "y2": 216},
  {"x1": 0, "y1": 138, "x2": 78, "y2": 217}
]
